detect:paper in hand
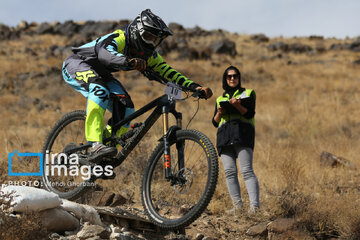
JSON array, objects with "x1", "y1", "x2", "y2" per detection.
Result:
[{"x1": 237, "y1": 91, "x2": 250, "y2": 99}]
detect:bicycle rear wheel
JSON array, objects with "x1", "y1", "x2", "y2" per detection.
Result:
[
  {"x1": 141, "y1": 129, "x2": 218, "y2": 229},
  {"x1": 41, "y1": 110, "x2": 92, "y2": 200}
]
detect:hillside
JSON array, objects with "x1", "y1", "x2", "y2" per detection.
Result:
[{"x1": 0, "y1": 20, "x2": 360, "y2": 239}]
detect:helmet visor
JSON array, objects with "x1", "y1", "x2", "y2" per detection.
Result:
[{"x1": 140, "y1": 30, "x2": 162, "y2": 47}]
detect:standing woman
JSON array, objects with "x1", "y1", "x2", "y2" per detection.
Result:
[{"x1": 212, "y1": 66, "x2": 260, "y2": 214}]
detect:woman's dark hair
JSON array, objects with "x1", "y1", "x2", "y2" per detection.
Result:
[{"x1": 222, "y1": 65, "x2": 242, "y2": 91}]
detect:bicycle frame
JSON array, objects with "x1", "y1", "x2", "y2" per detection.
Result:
[
  {"x1": 65, "y1": 69, "x2": 199, "y2": 181},
  {"x1": 102, "y1": 93, "x2": 184, "y2": 181}
]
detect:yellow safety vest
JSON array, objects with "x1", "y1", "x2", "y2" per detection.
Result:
[{"x1": 216, "y1": 89, "x2": 255, "y2": 128}]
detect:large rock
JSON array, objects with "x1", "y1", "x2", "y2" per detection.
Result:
[
  {"x1": 349, "y1": 38, "x2": 360, "y2": 52},
  {"x1": 53, "y1": 20, "x2": 79, "y2": 36},
  {"x1": 76, "y1": 223, "x2": 111, "y2": 240},
  {"x1": 267, "y1": 218, "x2": 296, "y2": 233},
  {"x1": 78, "y1": 21, "x2": 116, "y2": 38},
  {"x1": 268, "y1": 42, "x2": 313, "y2": 53},
  {"x1": 246, "y1": 222, "x2": 268, "y2": 236},
  {"x1": 251, "y1": 33, "x2": 269, "y2": 43},
  {"x1": 320, "y1": 151, "x2": 353, "y2": 167},
  {"x1": 40, "y1": 207, "x2": 80, "y2": 233},
  {"x1": 210, "y1": 39, "x2": 237, "y2": 56},
  {"x1": 35, "y1": 22, "x2": 54, "y2": 34},
  {"x1": 267, "y1": 41, "x2": 289, "y2": 51}
]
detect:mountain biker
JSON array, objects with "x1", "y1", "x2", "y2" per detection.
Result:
[
  {"x1": 212, "y1": 66, "x2": 259, "y2": 214},
  {"x1": 62, "y1": 9, "x2": 213, "y2": 160}
]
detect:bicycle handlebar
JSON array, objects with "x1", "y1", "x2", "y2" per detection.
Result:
[{"x1": 142, "y1": 68, "x2": 206, "y2": 99}]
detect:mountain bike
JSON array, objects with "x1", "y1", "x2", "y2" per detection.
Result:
[{"x1": 41, "y1": 69, "x2": 218, "y2": 229}]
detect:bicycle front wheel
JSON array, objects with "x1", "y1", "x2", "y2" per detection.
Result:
[{"x1": 141, "y1": 129, "x2": 218, "y2": 229}]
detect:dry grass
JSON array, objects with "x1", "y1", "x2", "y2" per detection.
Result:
[
  {"x1": 0, "y1": 171, "x2": 47, "y2": 240},
  {"x1": 0, "y1": 30, "x2": 359, "y2": 239}
]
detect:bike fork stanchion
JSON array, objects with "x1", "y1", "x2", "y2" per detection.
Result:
[
  {"x1": 171, "y1": 110, "x2": 185, "y2": 170},
  {"x1": 162, "y1": 105, "x2": 172, "y2": 180}
]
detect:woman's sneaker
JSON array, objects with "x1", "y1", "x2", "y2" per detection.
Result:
[
  {"x1": 248, "y1": 205, "x2": 259, "y2": 215},
  {"x1": 225, "y1": 202, "x2": 243, "y2": 215}
]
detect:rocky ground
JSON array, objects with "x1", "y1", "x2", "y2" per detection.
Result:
[{"x1": 46, "y1": 188, "x2": 314, "y2": 240}]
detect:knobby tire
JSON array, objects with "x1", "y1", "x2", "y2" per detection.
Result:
[{"x1": 141, "y1": 129, "x2": 218, "y2": 229}]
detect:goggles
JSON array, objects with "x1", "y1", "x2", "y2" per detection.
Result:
[{"x1": 140, "y1": 30, "x2": 163, "y2": 46}]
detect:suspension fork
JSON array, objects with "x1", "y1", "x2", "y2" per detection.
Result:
[
  {"x1": 162, "y1": 104, "x2": 185, "y2": 181},
  {"x1": 162, "y1": 105, "x2": 172, "y2": 180},
  {"x1": 174, "y1": 112, "x2": 185, "y2": 171}
]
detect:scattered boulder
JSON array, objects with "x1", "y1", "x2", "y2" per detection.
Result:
[
  {"x1": 16, "y1": 20, "x2": 29, "y2": 30},
  {"x1": 187, "y1": 26, "x2": 211, "y2": 37},
  {"x1": 168, "y1": 22, "x2": 185, "y2": 32},
  {"x1": 353, "y1": 58, "x2": 360, "y2": 65},
  {"x1": 0, "y1": 23, "x2": 17, "y2": 40},
  {"x1": 315, "y1": 43, "x2": 327, "y2": 53},
  {"x1": 50, "y1": 45, "x2": 72, "y2": 57},
  {"x1": 309, "y1": 35, "x2": 324, "y2": 40},
  {"x1": 210, "y1": 39, "x2": 236, "y2": 56},
  {"x1": 267, "y1": 41, "x2": 289, "y2": 52},
  {"x1": 288, "y1": 43, "x2": 313, "y2": 53},
  {"x1": 267, "y1": 42, "x2": 313, "y2": 53},
  {"x1": 320, "y1": 151, "x2": 353, "y2": 168},
  {"x1": 177, "y1": 46, "x2": 201, "y2": 60},
  {"x1": 110, "y1": 194, "x2": 128, "y2": 207},
  {"x1": 349, "y1": 38, "x2": 360, "y2": 52},
  {"x1": 246, "y1": 222, "x2": 268, "y2": 236},
  {"x1": 157, "y1": 37, "x2": 178, "y2": 56},
  {"x1": 329, "y1": 43, "x2": 347, "y2": 50},
  {"x1": 53, "y1": 20, "x2": 79, "y2": 36},
  {"x1": 78, "y1": 21, "x2": 116, "y2": 38},
  {"x1": 267, "y1": 218, "x2": 296, "y2": 233},
  {"x1": 328, "y1": 38, "x2": 360, "y2": 52},
  {"x1": 246, "y1": 218, "x2": 315, "y2": 239},
  {"x1": 35, "y1": 22, "x2": 54, "y2": 34},
  {"x1": 40, "y1": 207, "x2": 80, "y2": 233},
  {"x1": 76, "y1": 222, "x2": 111, "y2": 240},
  {"x1": 251, "y1": 33, "x2": 269, "y2": 43}
]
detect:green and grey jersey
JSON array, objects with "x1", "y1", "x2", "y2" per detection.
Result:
[{"x1": 71, "y1": 29, "x2": 200, "y2": 89}]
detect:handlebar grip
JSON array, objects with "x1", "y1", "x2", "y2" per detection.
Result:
[
  {"x1": 192, "y1": 89, "x2": 206, "y2": 99},
  {"x1": 143, "y1": 68, "x2": 207, "y2": 99}
]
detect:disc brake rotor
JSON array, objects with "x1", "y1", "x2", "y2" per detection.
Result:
[{"x1": 173, "y1": 168, "x2": 194, "y2": 194}]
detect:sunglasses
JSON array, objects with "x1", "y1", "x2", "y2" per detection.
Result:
[{"x1": 226, "y1": 74, "x2": 239, "y2": 79}]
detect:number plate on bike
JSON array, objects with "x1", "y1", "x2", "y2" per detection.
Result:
[{"x1": 165, "y1": 82, "x2": 182, "y2": 100}]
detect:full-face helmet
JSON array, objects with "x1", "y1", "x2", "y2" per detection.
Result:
[{"x1": 127, "y1": 9, "x2": 173, "y2": 57}]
